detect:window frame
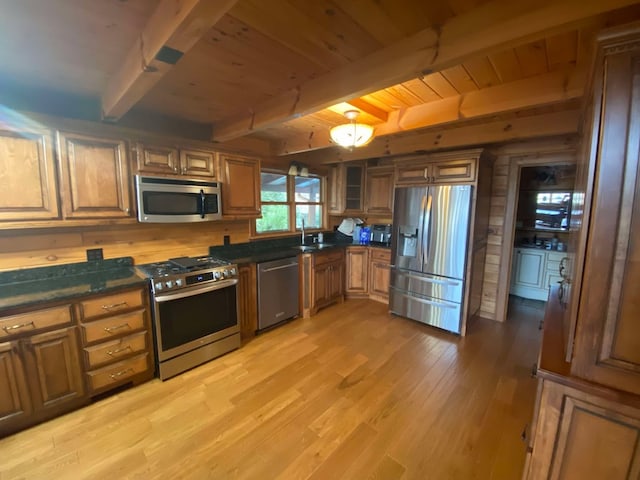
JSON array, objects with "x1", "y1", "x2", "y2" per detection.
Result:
[{"x1": 252, "y1": 169, "x2": 325, "y2": 237}]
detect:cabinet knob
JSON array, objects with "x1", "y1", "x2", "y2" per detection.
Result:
[{"x1": 173, "y1": 166, "x2": 178, "y2": 172}]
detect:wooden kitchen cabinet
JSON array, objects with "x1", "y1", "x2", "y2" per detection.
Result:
[
  {"x1": 57, "y1": 131, "x2": 132, "y2": 219},
  {"x1": 524, "y1": 26, "x2": 640, "y2": 479},
  {"x1": 328, "y1": 163, "x2": 365, "y2": 215},
  {"x1": 345, "y1": 246, "x2": 369, "y2": 297},
  {"x1": 0, "y1": 305, "x2": 87, "y2": 437},
  {"x1": 0, "y1": 341, "x2": 32, "y2": 432},
  {"x1": 365, "y1": 166, "x2": 394, "y2": 216},
  {"x1": 510, "y1": 248, "x2": 547, "y2": 301},
  {"x1": 219, "y1": 153, "x2": 261, "y2": 217},
  {"x1": 77, "y1": 287, "x2": 153, "y2": 396},
  {"x1": 134, "y1": 142, "x2": 217, "y2": 178},
  {"x1": 237, "y1": 263, "x2": 258, "y2": 342},
  {"x1": 25, "y1": 327, "x2": 85, "y2": 413},
  {"x1": 368, "y1": 248, "x2": 391, "y2": 303},
  {"x1": 0, "y1": 126, "x2": 60, "y2": 224},
  {"x1": 526, "y1": 377, "x2": 640, "y2": 479},
  {"x1": 395, "y1": 152, "x2": 478, "y2": 186},
  {"x1": 311, "y1": 249, "x2": 344, "y2": 314}
]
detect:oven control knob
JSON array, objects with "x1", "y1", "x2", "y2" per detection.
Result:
[
  {"x1": 165, "y1": 280, "x2": 173, "y2": 289},
  {"x1": 223, "y1": 269, "x2": 229, "y2": 278},
  {"x1": 213, "y1": 271, "x2": 221, "y2": 280},
  {"x1": 154, "y1": 282, "x2": 163, "y2": 291},
  {"x1": 229, "y1": 267, "x2": 237, "y2": 276},
  {"x1": 175, "y1": 279, "x2": 183, "y2": 287}
]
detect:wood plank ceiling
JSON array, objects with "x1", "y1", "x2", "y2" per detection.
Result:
[{"x1": 0, "y1": 0, "x2": 639, "y2": 157}]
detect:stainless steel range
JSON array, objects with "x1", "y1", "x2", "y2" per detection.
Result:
[{"x1": 137, "y1": 256, "x2": 240, "y2": 380}]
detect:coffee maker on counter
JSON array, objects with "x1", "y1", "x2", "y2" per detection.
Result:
[{"x1": 370, "y1": 224, "x2": 392, "y2": 245}]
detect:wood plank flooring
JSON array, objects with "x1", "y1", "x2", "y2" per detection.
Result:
[{"x1": 0, "y1": 298, "x2": 543, "y2": 479}]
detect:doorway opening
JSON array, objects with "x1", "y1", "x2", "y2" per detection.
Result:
[{"x1": 497, "y1": 154, "x2": 576, "y2": 323}]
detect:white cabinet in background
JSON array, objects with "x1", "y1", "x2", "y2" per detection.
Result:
[
  {"x1": 511, "y1": 248, "x2": 547, "y2": 300},
  {"x1": 511, "y1": 248, "x2": 569, "y2": 301}
]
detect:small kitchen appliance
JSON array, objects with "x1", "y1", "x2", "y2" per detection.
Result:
[{"x1": 370, "y1": 224, "x2": 392, "y2": 245}]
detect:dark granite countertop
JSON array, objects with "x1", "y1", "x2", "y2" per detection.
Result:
[
  {"x1": 209, "y1": 233, "x2": 390, "y2": 265},
  {"x1": 0, "y1": 258, "x2": 147, "y2": 312}
]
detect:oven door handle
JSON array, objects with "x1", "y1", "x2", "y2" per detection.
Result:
[{"x1": 154, "y1": 278, "x2": 238, "y2": 303}]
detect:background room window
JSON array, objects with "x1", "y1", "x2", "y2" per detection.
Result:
[
  {"x1": 256, "y1": 172, "x2": 289, "y2": 233},
  {"x1": 255, "y1": 172, "x2": 323, "y2": 235},
  {"x1": 295, "y1": 176, "x2": 321, "y2": 230}
]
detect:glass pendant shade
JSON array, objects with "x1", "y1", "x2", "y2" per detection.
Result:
[{"x1": 329, "y1": 110, "x2": 374, "y2": 148}]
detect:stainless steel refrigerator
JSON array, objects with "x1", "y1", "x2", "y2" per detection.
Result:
[{"x1": 389, "y1": 185, "x2": 472, "y2": 334}]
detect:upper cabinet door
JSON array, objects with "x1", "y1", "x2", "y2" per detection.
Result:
[
  {"x1": 57, "y1": 131, "x2": 132, "y2": 219},
  {"x1": 572, "y1": 34, "x2": 640, "y2": 396},
  {"x1": 180, "y1": 149, "x2": 217, "y2": 178},
  {"x1": 0, "y1": 127, "x2": 60, "y2": 222},
  {"x1": 328, "y1": 163, "x2": 365, "y2": 215},
  {"x1": 134, "y1": 143, "x2": 179, "y2": 176},
  {"x1": 366, "y1": 167, "x2": 394, "y2": 216},
  {"x1": 220, "y1": 153, "x2": 261, "y2": 217}
]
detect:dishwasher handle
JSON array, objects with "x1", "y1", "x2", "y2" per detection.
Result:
[{"x1": 260, "y1": 262, "x2": 299, "y2": 273}]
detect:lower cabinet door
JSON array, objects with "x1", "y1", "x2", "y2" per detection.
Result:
[
  {"x1": 26, "y1": 327, "x2": 85, "y2": 412},
  {"x1": 0, "y1": 341, "x2": 32, "y2": 432},
  {"x1": 526, "y1": 379, "x2": 640, "y2": 479}
]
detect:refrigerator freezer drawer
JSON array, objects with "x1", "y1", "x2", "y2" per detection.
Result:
[
  {"x1": 390, "y1": 268, "x2": 464, "y2": 303},
  {"x1": 389, "y1": 288, "x2": 462, "y2": 334}
]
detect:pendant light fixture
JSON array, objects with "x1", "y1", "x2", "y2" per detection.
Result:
[{"x1": 329, "y1": 110, "x2": 374, "y2": 149}]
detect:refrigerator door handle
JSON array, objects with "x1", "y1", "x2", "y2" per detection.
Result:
[
  {"x1": 402, "y1": 272, "x2": 461, "y2": 287},
  {"x1": 390, "y1": 289, "x2": 458, "y2": 309},
  {"x1": 423, "y1": 193, "x2": 433, "y2": 267}
]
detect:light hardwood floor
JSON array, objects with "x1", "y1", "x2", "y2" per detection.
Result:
[{"x1": 0, "y1": 299, "x2": 542, "y2": 479}]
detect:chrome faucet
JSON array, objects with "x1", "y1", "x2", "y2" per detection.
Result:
[{"x1": 301, "y1": 218, "x2": 305, "y2": 244}]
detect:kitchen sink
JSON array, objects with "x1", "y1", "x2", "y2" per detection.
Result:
[{"x1": 291, "y1": 243, "x2": 336, "y2": 253}]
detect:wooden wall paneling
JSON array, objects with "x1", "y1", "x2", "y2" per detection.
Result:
[{"x1": 0, "y1": 221, "x2": 251, "y2": 271}]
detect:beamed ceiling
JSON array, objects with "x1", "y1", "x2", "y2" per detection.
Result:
[{"x1": 1, "y1": 0, "x2": 640, "y2": 161}]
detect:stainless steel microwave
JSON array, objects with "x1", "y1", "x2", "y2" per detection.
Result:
[{"x1": 135, "y1": 175, "x2": 222, "y2": 223}]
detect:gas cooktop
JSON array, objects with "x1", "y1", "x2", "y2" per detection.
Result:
[{"x1": 137, "y1": 256, "x2": 238, "y2": 293}]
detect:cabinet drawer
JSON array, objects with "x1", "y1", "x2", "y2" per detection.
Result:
[
  {"x1": 86, "y1": 353, "x2": 149, "y2": 391},
  {"x1": 83, "y1": 331, "x2": 148, "y2": 368},
  {"x1": 314, "y1": 250, "x2": 344, "y2": 266},
  {"x1": 370, "y1": 248, "x2": 391, "y2": 263},
  {"x1": 80, "y1": 289, "x2": 144, "y2": 320},
  {"x1": 0, "y1": 305, "x2": 72, "y2": 338},
  {"x1": 547, "y1": 251, "x2": 566, "y2": 262},
  {"x1": 80, "y1": 310, "x2": 146, "y2": 344}
]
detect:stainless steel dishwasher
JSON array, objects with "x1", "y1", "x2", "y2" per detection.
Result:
[{"x1": 257, "y1": 256, "x2": 299, "y2": 330}]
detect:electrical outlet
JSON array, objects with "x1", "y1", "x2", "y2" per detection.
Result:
[
  {"x1": 86, "y1": 248, "x2": 103, "y2": 261},
  {"x1": 224, "y1": 235, "x2": 230, "y2": 245}
]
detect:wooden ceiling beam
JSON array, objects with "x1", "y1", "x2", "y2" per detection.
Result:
[
  {"x1": 284, "y1": 109, "x2": 581, "y2": 164},
  {"x1": 275, "y1": 68, "x2": 585, "y2": 155},
  {"x1": 212, "y1": 0, "x2": 633, "y2": 141},
  {"x1": 102, "y1": 0, "x2": 239, "y2": 121},
  {"x1": 344, "y1": 99, "x2": 389, "y2": 122}
]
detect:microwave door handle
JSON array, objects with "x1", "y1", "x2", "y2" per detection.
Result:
[{"x1": 200, "y1": 189, "x2": 206, "y2": 218}]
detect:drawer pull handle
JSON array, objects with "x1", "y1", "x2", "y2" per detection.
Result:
[
  {"x1": 2, "y1": 321, "x2": 35, "y2": 332},
  {"x1": 103, "y1": 323, "x2": 131, "y2": 333},
  {"x1": 109, "y1": 368, "x2": 134, "y2": 380},
  {"x1": 101, "y1": 301, "x2": 128, "y2": 311},
  {"x1": 106, "y1": 345, "x2": 132, "y2": 356}
]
